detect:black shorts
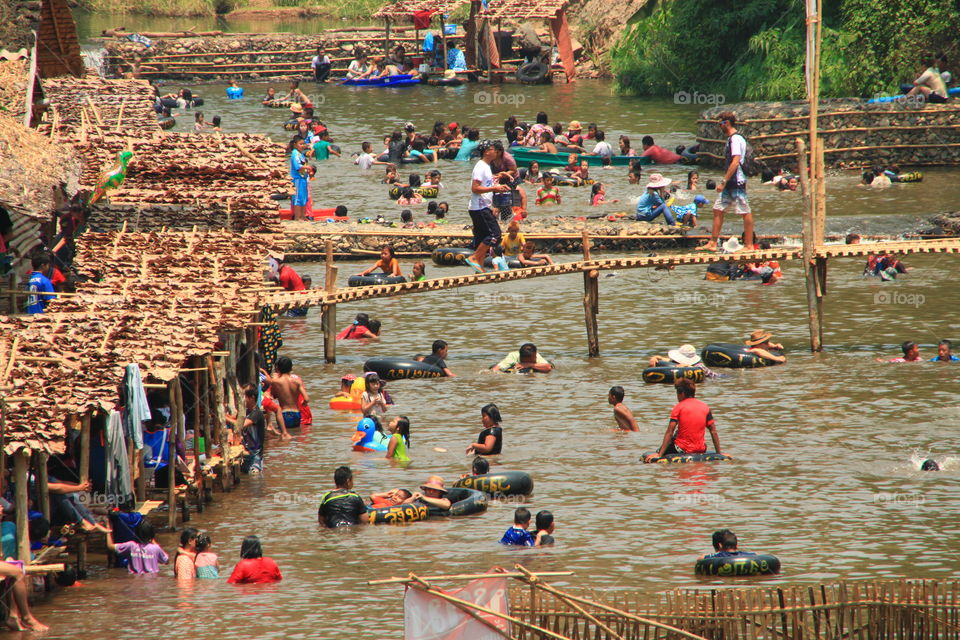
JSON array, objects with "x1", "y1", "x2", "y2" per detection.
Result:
[{"x1": 468, "y1": 208, "x2": 502, "y2": 249}]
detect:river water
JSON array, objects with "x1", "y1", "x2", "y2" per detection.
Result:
[{"x1": 37, "y1": 15, "x2": 960, "y2": 639}]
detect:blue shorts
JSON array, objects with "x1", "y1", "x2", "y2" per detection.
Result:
[
  {"x1": 292, "y1": 178, "x2": 309, "y2": 207},
  {"x1": 283, "y1": 411, "x2": 301, "y2": 430}
]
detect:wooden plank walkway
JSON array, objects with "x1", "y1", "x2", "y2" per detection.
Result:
[{"x1": 260, "y1": 238, "x2": 960, "y2": 309}]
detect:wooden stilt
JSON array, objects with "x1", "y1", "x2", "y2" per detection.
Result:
[
  {"x1": 166, "y1": 379, "x2": 178, "y2": 529},
  {"x1": 192, "y1": 361, "x2": 203, "y2": 512},
  {"x1": 78, "y1": 411, "x2": 92, "y2": 566},
  {"x1": 797, "y1": 139, "x2": 823, "y2": 352},
  {"x1": 36, "y1": 451, "x2": 50, "y2": 521},
  {"x1": 216, "y1": 352, "x2": 233, "y2": 491},
  {"x1": 439, "y1": 14, "x2": 448, "y2": 72},
  {"x1": 323, "y1": 241, "x2": 338, "y2": 363},
  {"x1": 14, "y1": 450, "x2": 30, "y2": 562},
  {"x1": 384, "y1": 17, "x2": 392, "y2": 54},
  {"x1": 0, "y1": 400, "x2": 7, "y2": 497},
  {"x1": 581, "y1": 231, "x2": 600, "y2": 357}
]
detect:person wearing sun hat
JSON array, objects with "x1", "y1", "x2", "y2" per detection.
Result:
[
  {"x1": 635, "y1": 173, "x2": 678, "y2": 226},
  {"x1": 404, "y1": 475, "x2": 451, "y2": 511},
  {"x1": 567, "y1": 120, "x2": 584, "y2": 145},
  {"x1": 648, "y1": 344, "x2": 719, "y2": 378},
  {"x1": 744, "y1": 330, "x2": 786, "y2": 363}
]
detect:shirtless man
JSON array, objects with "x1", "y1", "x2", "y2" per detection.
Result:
[
  {"x1": 608, "y1": 386, "x2": 639, "y2": 432},
  {"x1": 270, "y1": 356, "x2": 309, "y2": 431}
]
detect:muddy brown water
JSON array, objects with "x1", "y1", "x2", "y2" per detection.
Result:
[{"x1": 38, "y1": 18, "x2": 960, "y2": 639}]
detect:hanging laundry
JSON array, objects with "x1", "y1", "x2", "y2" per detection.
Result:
[
  {"x1": 105, "y1": 410, "x2": 133, "y2": 506},
  {"x1": 259, "y1": 305, "x2": 283, "y2": 372},
  {"x1": 412, "y1": 9, "x2": 437, "y2": 30},
  {"x1": 122, "y1": 363, "x2": 151, "y2": 450}
]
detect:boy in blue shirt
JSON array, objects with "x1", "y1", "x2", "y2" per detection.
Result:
[
  {"x1": 26, "y1": 254, "x2": 55, "y2": 314},
  {"x1": 931, "y1": 339, "x2": 959, "y2": 362},
  {"x1": 499, "y1": 507, "x2": 535, "y2": 546}
]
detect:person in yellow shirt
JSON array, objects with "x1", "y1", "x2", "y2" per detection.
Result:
[{"x1": 502, "y1": 221, "x2": 526, "y2": 256}]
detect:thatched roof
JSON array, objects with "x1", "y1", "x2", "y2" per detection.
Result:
[
  {"x1": 0, "y1": 54, "x2": 30, "y2": 119},
  {"x1": 0, "y1": 1, "x2": 40, "y2": 53},
  {"x1": 0, "y1": 111, "x2": 80, "y2": 218}
]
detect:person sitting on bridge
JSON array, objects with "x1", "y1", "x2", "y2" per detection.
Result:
[
  {"x1": 492, "y1": 342, "x2": 554, "y2": 373},
  {"x1": 701, "y1": 529, "x2": 757, "y2": 559},
  {"x1": 648, "y1": 344, "x2": 719, "y2": 377},
  {"x1": 645, "y1": 379, "x2": 724, "y2": 463},
  {"x1": 745, "y1": 330, "x2": 786, "y2": 363}
]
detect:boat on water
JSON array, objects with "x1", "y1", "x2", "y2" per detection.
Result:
[
  {"x1": 510, "y1": 146, "x2": 654, "y2": 167},
  {"x1": 341, "y1": 74, "x2": 421, "y2": 88}
]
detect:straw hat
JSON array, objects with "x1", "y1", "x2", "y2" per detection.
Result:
[
  {"x1": 267, "y1": 250, "x2": 285, "y2": 262},
  {"x1": 721, "y1": 236, "x2": 742, "y2": 254},
  {"x1": 567, "y1": 120, "x2": 582, "y2": 131},
  {"x1": 420, "y1": 475, "x2": 448, "y2": 494},
  {"x1": 745, "y1": 330, "x2": 773, "y2": 346},
  {"x1": 668, "y1": 344, "x2": 701, "y2": 366},
  {"x1": 290, "y1": 103, "x2": 303, "y2": 113},
  {"x1": 645, "y1": 173, "x2": 671, "y2": 189}
]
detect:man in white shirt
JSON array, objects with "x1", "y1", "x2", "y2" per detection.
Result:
[
  {"x1": 589, "y1": 130, "x2": 614, "y2": 157},
  {"x1": 467, "y1": 142, "x2": 511, "y2": 272},
  {"x1": 699, "y1": 111, "x2": 753, "y2": 252},
  {"x1": 311, "y1": 47, "x2": 332, "y2": 83}
]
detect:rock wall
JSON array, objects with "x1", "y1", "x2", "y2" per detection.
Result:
[{"x1": 697, "y1": 99, "x2": 960, "y2": 170}]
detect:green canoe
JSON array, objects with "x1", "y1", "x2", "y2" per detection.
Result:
[{"x1": 510, "y1": 147, "x2": 653, "y2": 168}]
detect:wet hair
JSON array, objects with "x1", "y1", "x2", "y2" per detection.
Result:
[
  {"x1": 243, "y1": 384, "x2": 257, "y2": 400},
  {"x1": 286, "y1": 135, "x2": 304, "y2": 153},
  {"x1": 901, "y1": 341, "x2": 917, "y2": 355},
  {"x1": 179, "y1": 527, "x2": 199, "y2": 548},
  {"x1": 239, "y1": 535, "x2": 263, "y2": 559},
  {"x1": 609, "y1": 386, "x2": 625, "y2": 402},
  {"x1": 196, "y1": 532, "x2": 212, "y2": 553},
  {"x1": 519, "y1": 343, "x2": 538, "y2": 360},
  {"x1": 472, "y1": 457, "x2": 489, "y2": 475},
  {"x1": 31, "y1": 254, "x2": 50, "y2": 270},
  {"x1": 401, "y1": 187, "x2": 415, "y2": 200},
  {"x1": 354, "y1": 313, "x2": 370, "y2": 327},
  {"x1": 939, "y1": 339, "x2": 953, "y2": 349},
  {"x1": 761, "y1": 169, "x2": 775, "y2": 183},
  {"x1": 408, "y1": 174, "x2": 422, "y2": 188},
  {"x1": 514, "y1": 507, "x2": 532, "y2": 525},
  {"x1": 367, "y1": 319, "x2": 381, "y2": 335},
  {"x1": 921, "y1": 459, "x2": 940, "y2": 471},
  {"x1": 687, "y1": 170, "x2": 699, "y2": 189},
  {"x1": 438, "y1": 202, "x2": 448, "y2": 213},
  {"x1": 712, "y1": 528, "x2": 738, "y2": 550},
  {"x1": 675, "y1": 377, "x2": 697, "y2": 398},
  {"x1": 641, "y1": 135, "x2": 654, "y2": 146},
  {"x1": 594, "y1": 130, "x2": 605, "y2": 142},
  {"x1": 381, "y1": 244, "x2": 396, "y2": 259},
  {"x1": 401, "y1": 209, "x2": 413, "y2": 222},
  {"x1": 601, "y1": 156, "x2": 612, "y2": 167},
  {"x1": 481, "y1": 403, "x2": 502, "y2": 424},
  {"x1": 705, "y1": 179, "x2": 717, "y2": 190},
  {"x1": 28, "y1": 517, "x2": 50, "y2": 542},
  {"x1": 504, "y1": 116, "x2": 518, "y2": 135},
  {"x1": 212, "y1": 116, "x2": 221, "y2": 127},
  {"x1": 535, "y1": 111, "x2": 548, "y2": 125},
  {"x1": 432, "y1": 339, "x2": 447, "y2": 354},
  {"x1": 845, "y1": 233, "x2": 861, "y2": 244},
  {"x1": 136, "y1": 520, "x2": 156, "y2": 543},
  {"x1": 334, "y1": 465, "x2": 353, "y2": 488},
  {"x1": 276, "y1": 356, "x2": 293, "y2": 374},
  {"x1": 335, "y1": 205, "x2": 348, "y2": 217},
  {"x1": 194, "y1": 111, "x2": 204, "y2": 122},
  {"x1": 861, "y1": 171, "x2": 875, "y2": 185},
  {"x1": 591, "y1": 182, "x2": 603, "y2": 198},
  {"x1": 467, "y1": 128, "x2": 480, "y2": 141},
  {"x1": 395, "y1": 415, "x2": 410, "y2": 447},
  {"x1": 535, "y1": 510, "x2": 554, "y2": 531}
]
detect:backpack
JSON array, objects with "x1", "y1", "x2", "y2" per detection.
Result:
[{"x1": 727, "y1": 134, "x2": 760, "y2": 178}]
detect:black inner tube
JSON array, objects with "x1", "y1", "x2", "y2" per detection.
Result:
[{"x1": 695, "y1": 554, "x2": 781, "y2": 576}]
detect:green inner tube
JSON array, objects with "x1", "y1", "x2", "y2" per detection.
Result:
[
  {"x1": 431, "y1": 247, "x2": 473, "y2": 266},
  {"x1": 701, "y1": 343, "x2": 782, "y2": 368},
  {"x1": 642, "y1": 451, "x2": 732, "y2": 464},
  {"x1": 641, "y1": 366, "x2": 705, "y2": 384},
  {"x1": 453, "y1": 471, "x2": 533, "y2": 496},
  {"x1": 695, "y1": 554, "x2": 781, "y2": 576}
]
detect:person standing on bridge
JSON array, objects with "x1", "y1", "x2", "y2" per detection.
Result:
[
  {"x1": 466, "y1": 142, "x2": 511, "y2": 273},
  {"x1": 699, "y1": 111, "x2": 753, "y2": 252}
]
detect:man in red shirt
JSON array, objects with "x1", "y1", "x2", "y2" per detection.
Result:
[
  {"x1": 640, "y1": 135, "x2": 682, "y2": 164},
  {"x1": 269, "y1": 251, "x2": 308, "y2": 317},
  {"x1": 645, "y1": 379, "x2": 724, "y2": 462}
]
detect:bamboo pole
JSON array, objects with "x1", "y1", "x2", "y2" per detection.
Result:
[
  {"x1": 36, "y1": 451, "x2": 50, "y2": 521},
  {"x1": 166, "y1": 379, "x2": 178, "y2": 529},
  {"x1": 0, "y1": 400, "x2": 6, "y2": 498},
  {"x1": 192, "y1": 360, "x2": 203, "y2": 512},
  {"x1": 14, "y1": 450, "x2": 30, "y2": 562},
  {"x1": 79, "y1": 413, "x2": 91, "y2": 483},
  {"x1": 368, "y1": 570, "x2": 574, "y2": 585},
  {"x1": 581, "y1": 231, "x2": 599, "y2": 357}
]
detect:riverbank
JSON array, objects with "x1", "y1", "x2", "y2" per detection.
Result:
[{"x1": 74, "y1": 0, "x2": 379, "y2": 19}]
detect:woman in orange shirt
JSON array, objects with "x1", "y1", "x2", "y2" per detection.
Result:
[{"x1": 357, "y1": 244, "x2": 401, "y2": 277}]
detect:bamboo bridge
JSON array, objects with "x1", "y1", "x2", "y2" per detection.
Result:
[{"x1": 257, "y1": 235, "x2": 960, "y2": 363}]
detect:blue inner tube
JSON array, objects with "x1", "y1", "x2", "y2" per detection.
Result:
[
  {"x1": 701, "y1": 343, "x2": 782, "y2": 368},
  {"x1": 348, "y1": 274, "x2": 406, "y2": 287},
  {"x1": 453, "y1": 471, "x2": 533, "y2": 496},
  {"x1": 432, "y1": 247, "x2": 473, "y2": 266},
  {"x1": 483, "y1": 256, "x2": 523, "y2": 269},
  {"x1": 369, "y1": 501, "x2": 429, "y2": 525},
  {"x1": 695, "y1": 554, "x2": 781, "y2": 576},
  {"x1": 364, "y1": 357, "x2": 444, "y2": 380},
  {"x1": 642, "y1": 366, "x2": 705, "y2": 384},
  {"x1": 642, "y1": 451, "x2": 732, "y2": 464}
]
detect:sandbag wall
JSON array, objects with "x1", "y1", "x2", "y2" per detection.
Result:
[{"x1": 697, "y1": 99, "x2": 960, "y2": 169}]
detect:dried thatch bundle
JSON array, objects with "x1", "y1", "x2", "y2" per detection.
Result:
[
  {"x1": 0, "y1": 111, "x2": 80, "y2": 215},
  {"x1": 0, "y1": 57, "x2": 29, "y2": 118}
]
